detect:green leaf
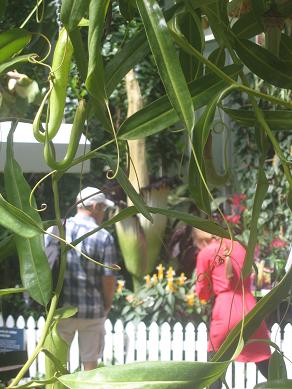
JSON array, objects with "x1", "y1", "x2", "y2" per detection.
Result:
[
  {"x1": 242, "y1": 166, "x2": 268, "y2": 279},
  {"x1": 279, "y1": 33, "x2": 292, "y2": 60},
  {"x1": 0, "y1": 54, "x2": 33, "y2": 76},
  {"x1": 104, "y1": 3, "x2": 182, "y2": 96},
  {"x1": 68, "y1": 28, "x2": 88, "y2": 82},
  {"x1": 61, "y1": 0, "x2": 90, "y2": 32},
  {"x1": 58, "y1": 360, "x2": 230, "y2": 389},
  {"x1": 207, "y1": 47, "x2": 225, "y2": 73},
  {"x1": 250, "y1": 0, "x2": 265, "y2": 30},
  {"x1": 53, "y1": 306, "x2": 78, "y2": 320},
  {"x1": 224, "y1": 108, "x2": 292, "y2": 130},
  {"x1": 4, "y1": 123, "x2": 52, "y2": 306},
  {"x1": 201, "y1": 1, "x2": 230, "y2": 48},
  {"x1": 0, "y1": 234, "x2": 16, "y2": 263},
  {"x1": 254, "y1": 380, "x2": 292, "y2": 389},
  {"x1": 189, "y1": 91, "x2": 223, "y2": 214},
  {"x1": 148, "y1": 207, "x2": 230, "y2": 238},
  {"x1": 0, "y1": 0, "x2": 7, "y2": 21},
  {"x1": 86, "y1": 0, "x2": 111, "y2": 131},
  {"x1": 233, "y1": 38, "x2": 292, "y2": 89},
  {"x1": 0, "y1": 195, "x2": 40, "y2": 238},
  {"x1": 44, "y1": 322, "x2": 68, "y2": 389},
  {"x1": 268, "y1": 351, "x2": 287, "y2": 381},
  {"x1": 212, "y1": 264, "x2": 292, "y2": 362},
  {"x1": 136, "y1": 0, "x2": 195, "y2": 133},
  {"x1": 0, "y1": 287, "x2": 25, "y2": 296},
  {"x1": 70, "y1": 206, "x2": 139, "y2": 247},
  {"x1": 177, "y1": 9, "x2": 204, "y2": 82},
  {"x1": 231, "y1": 11, "x2": 263, "y2": 39},
  {"x1": 118, "y1": 64, "x2": 242, "y2": 140},
  {"x1": 119, "y1": 0, "x2": 137, "y2": 21},
  {"x1": 0, "y1": 29, "x2": 31, "y2": 64}
]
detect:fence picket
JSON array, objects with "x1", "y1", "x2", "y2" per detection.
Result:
[
  {"x1": 282, "y1": 323, "x2": 292, "y2": 378},
  {"x1": 136, "y1": 322, "x2": 147, "y2": 362},
  {"x1": 271, "y1": 323, "x2": 281, "y2": 349},
  {"x1": 113, "y1": 320, "x2": 124, "y2": 364},
  {"x1": 172, "y1": 322, "x2": 183, "y2": 361},
  {"x1": 104, "y1": 319, "x2": 113, "y2": 364},
  {"x1": 36, "y1": 316, "x2": 46, "y2": 376},
  {"x1": 234, "y1": 362, "x2": 245, "y2": 388},
  {"x1": 69, "y1": 331, "x2": 79, "y2": 372},
  {"x1": 160, "y1": 322, "x2": 171, "y2": 361},
  {"x1": 184, "y1": 323, "x2": 195, "y2": 361},
  {"x1": 196, "y1": 322, "x2": 207, "y2": 362},
  {"x1": 148, "y1": 322, "x2": 159, "y2": 361},
  {"x1": 125, "y1": 321, "x2": 135, "y2": 363},
  {"x1": 26, "y1": 316, "x2": 37, "y2": 378},
  {"x1": 5, "y1": 315, "x2": 15, "y2": 328}
]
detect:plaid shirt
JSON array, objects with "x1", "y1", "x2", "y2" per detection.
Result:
[{"x1": 45, "y1": 214, "x2": 117, "y2": 319}]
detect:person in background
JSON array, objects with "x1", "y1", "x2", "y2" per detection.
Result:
[
  {"x1": 45, "y1": 187, "x2": 117, "y2": 370},
  {"x1": 193, "y1": 229, "x2": 271, "y2": 389}
]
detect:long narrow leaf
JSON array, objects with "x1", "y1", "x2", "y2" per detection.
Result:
[
  {"x1": 61, "y1": 0, "x2": 89, "y2": 32},
  {"x1": 118, "y1": 64, "x2": 242, "y2": 140},
  {"x1": 231, "y1": 11, "x2": 263, "y2": 39},
  {"x1": 4, "y1": 123, "x2": 52, "y2": 306},
  {"x1": 224, "y1": 108, "x2": 292, "y2": 130},
  {"x1": 0, "y1": 195, "x2": 40, "y2": 238},
  {"x1": 0, "y1": 29, "x2": 31, "y2": 63},
  {"x1": 104, "y1": 3, "x2": 182, "y2": 96},
  {"x1": 0, "y1": 53, "x2": 33, "y2": 75},
  {"x1": 242, "y1": 166, "x2": 269, "y2": 279},
  {"x1": 148, "y1": 207, "x2": 230, "y2": 238},
  {"x1": 58, "y1": 360, "x2": 230, "y2": 389},
  {"x1": 233, "y1": 38, "x2": 292, "y2": 89},
  {"x1": 86, "y1": 0, "x2": 111, "y2": 130},
  {"x1": 69, "y1": 206, "x2": 138, "y2": 247},
  {"x1": 136, "y1": 0, "x2": 194, "y2": 133},
  {"x1": 178, "y1": 9, "x2": 204, "y2": 82},
  {"x1": 189, "y1": 92, "x2": 221, "y2": 214}
]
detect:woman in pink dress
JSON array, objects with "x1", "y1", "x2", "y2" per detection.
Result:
[{"x1": 194, "y1": 229, "x2": 271, "y2": 389}]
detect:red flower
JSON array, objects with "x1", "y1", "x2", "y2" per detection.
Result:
[
  {"x1": 225, "y1": 214, "x2": 241, "y2": 224},
  {"x1": 271, "y1": 238, "x2": 287, "y2": 248}
]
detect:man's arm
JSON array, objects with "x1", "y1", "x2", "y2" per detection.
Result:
[{"x1": 102, "y1": 275, "x2": 116, "y2": 315}]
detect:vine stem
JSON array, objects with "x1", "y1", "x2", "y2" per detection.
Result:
[
  {"x1": 8, "y1": 295, "x2": 58, "y2": 387},
  {"x1": 20, "y1": 0, "x2": 44, "y2": 28}
]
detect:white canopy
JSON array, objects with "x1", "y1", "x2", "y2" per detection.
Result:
[{"x1": 0, "y1": 121, "x2": 90, "y2": 173}]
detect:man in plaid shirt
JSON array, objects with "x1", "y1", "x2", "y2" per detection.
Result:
[{"x1": 45, "y1": 187, "x2": 117, "y2": 370}]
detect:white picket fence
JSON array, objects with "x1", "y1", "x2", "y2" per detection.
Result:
[{"x1": 1, "y1": 314, "x2": 292, "y2": 389}]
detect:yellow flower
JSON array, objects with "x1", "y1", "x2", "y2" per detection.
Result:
[
  {"x1": 178, "y1": 272, "x2": 186, "y2": 286},
  {"x1": 144, "y1": 274, "x2": 151, "y2": 286},
  {"x1": 116, "y1": 280, "x2": 125, "y2": 293},
  {"x1": 156, "y1": 264, "x2": 165, "y2": 281},
  {"x1": 152, "y1": 274, "x2": 158, "y2": 285},
  {"x1": 166, "y1": 279, "x2": 175, "y2": 292},
  {"x1": 186, "y1": 293, "x2": 195, "y2": 306},
  {"x1": 167, "y1": 266, "x2": 175, "y2": 280},
  {"x1": 200, "y1": 299, "x2": 207, "y2": 305}
]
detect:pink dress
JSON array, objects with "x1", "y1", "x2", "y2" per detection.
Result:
[{"x1": 195, "y1": 238, "x2": 271, "y2": 362}]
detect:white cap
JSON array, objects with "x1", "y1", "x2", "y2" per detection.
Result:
[{"x1": 76, "y1": 186, "x2": 114, "y2": 208}]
